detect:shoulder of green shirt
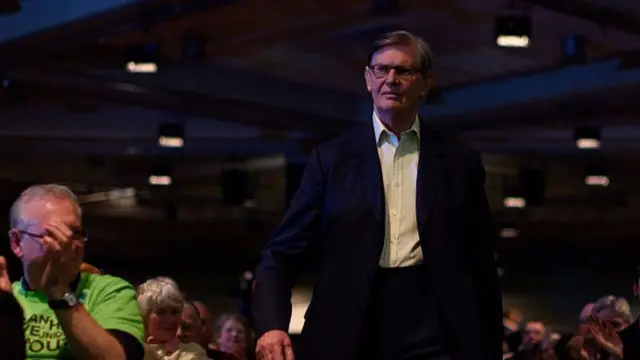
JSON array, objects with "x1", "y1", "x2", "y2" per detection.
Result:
[{"x1": 76, "y1": 272, "x2": 145, "y2": 345}]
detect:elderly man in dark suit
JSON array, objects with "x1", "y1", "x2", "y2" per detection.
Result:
[{"x1": 253, "y1": 30, "x2": 503, "y2": 360}]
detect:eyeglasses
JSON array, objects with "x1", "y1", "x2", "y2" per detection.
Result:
[
  {"x1": 368, "y1": 64, "x2": 423, "y2": 79},
  {"x1": 19, "y1": 229, "x2": 88, "y2": 243}
]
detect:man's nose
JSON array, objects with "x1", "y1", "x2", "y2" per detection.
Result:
[
  {"x1": 385, "y1": 69, "x2": 400, "y2": 84},
  {"x1": 177, "y1": 326, "x2": 183, "y2": 336}
]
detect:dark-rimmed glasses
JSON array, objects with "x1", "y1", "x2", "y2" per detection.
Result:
[
  {"x1": 18, "y1": 229, "x2": 88, "y2": 243},
  {"x1": 368, "y1": 64, "x2": 423, "y2": 79}
]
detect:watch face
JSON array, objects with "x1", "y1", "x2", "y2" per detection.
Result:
[{"x1": 62, "y1": 293, "x2": 78, "y2": 306}]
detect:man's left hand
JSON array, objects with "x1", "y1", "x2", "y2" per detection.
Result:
[{"x1": 40, "y1": 221, "x2": 80, "y2": 298}]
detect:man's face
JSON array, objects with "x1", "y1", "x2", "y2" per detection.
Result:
[
  {"x1": 522, "y1": 321, "x2": 545, "y2": 349},
  {"x1": 596, "y1": 309, "x2": 630, "y2": 332},
  {"x1": 364, "y1": 44, "x2": 433, "y2": 114},
  {"x1": 193, "y1": 301, "x2": 212, "y2": 347},
  {"x1": 178, "y1": 305, "x2": 202, "y2": 344},
  {"x1": 9, "y1": 198, "x2": 84, "y2": 290}
]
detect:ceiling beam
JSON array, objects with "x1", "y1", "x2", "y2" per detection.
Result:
[
  {"x1": 520, "y1": 0, "x2": 640, "y2": 35},
  {"x1": 7, "y1": 67, "x2": 350, "y2": 137},
  {"x1": 0, "y1": 0, "x2": 234, "y2": 56}
]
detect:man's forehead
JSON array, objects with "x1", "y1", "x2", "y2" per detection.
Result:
[
  {"x1": 194, "y1": 302, "x2": 210, "y2": 317},
  {"x1": 525, "y1": 322, "x2": 544, "y2": 331},
  {"x1": 20, "y1": 197, "x2": 80, "y2": 223},
  {"x1": 182, "y1": 305, "x2": 200, "y2": 321},
  {"x1": 371, "y1": 44, "x2": 420, "y2": 64}
]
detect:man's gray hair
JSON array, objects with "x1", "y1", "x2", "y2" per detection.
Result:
[
  {"x1": 368, "y1": 30, "x2": 434, "y2": 73},
  {"x1": 592, "y1": 295, "x2": 633, "y2": 322},
  {"x1": 9, "y1": 184, "x2": 81, "y2": 228}
]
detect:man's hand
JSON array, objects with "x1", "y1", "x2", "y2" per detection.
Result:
[
  {"x1": 567, "y1": 336, "x2": 589, "y2": 360},
  {"x1": 40, "y1": 220, "x2": 81, "y2": 298},
  {"x1": 588, "y1": 316, "x2": 623, "y2": 357},
  {"x1": 0, "y1": 256, "x2": 12, "y2": 293},
  {"x1": 256, "y1": 330, "x2": 294, "y2": 360}
]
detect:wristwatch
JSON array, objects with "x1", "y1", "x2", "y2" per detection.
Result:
[{"x1": 48, "y1": 292, "x2": 79, "y2": 309}]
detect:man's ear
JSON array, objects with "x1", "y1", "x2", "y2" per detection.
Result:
[
  {"x1": 8, "y1": 229, "x2": 22, "y2": 258},
  {"x1": 422, "y1": 72, "x2": 435, "y2": 96},
  {"x1": 364, "y1": 67, "x2": 373, "y2": 93}
]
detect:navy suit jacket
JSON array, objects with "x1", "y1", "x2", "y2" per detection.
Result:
[{"x1": 253, "y1": 119, "x2": 503, "y2": 360}]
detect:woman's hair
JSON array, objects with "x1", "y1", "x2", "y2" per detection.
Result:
[{"x1": 136, "y1": 277, "x2": 183, "y2": 317}]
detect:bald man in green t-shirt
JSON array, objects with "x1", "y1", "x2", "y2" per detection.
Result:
[{"x1": 0, "y1": 184, "x2": 145, "y2": 360}]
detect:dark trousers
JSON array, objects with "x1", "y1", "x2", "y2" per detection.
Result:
[{"x1": 356, "y1": 265, "x2": 450, "y2": 360}]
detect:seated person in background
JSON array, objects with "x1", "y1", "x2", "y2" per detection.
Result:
[
  {"x1": 512, "y1": 321, "x2": 547, "y2": 360},
  {"x1": 137, "y1": 277, "x2": 206, "y2": 360},
  {"x1": 179, "y1": 301, "x2": 238, "y2": 360},
  {"x1": 568, "y1": 295, "x2": 632, "y2": 359},
  {"x1": 213, "y1": 314, "x2": 254, "y2": 360},
  {"x1": 4, "y1": 184, "x2": 145, "y2": 360},
  {"x1": 0, "y1": 258, "x2": 26, "y2": 360}
]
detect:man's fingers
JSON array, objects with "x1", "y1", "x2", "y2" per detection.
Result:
[
  {"x1": 269, "y1": 344, "x2": 285, "y2": 360},
  {"x1": 284, "y1": 344, "x2": 295, "y2": 360}
]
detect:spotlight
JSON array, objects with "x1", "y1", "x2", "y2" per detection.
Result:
[
  {"x1": 584, "y1": 164, "x2": 610, "y2": 187},
  {"x1": 126, "y1": 43, "x2": 159, "y2": 73},
  {"x1": 148, "y1": 162, "x2": 172, "y2": 186},
  {"x1": 494, "y1": 14, "x2": 531, "y2": 48},
  {"x1": 158, "y1": 123, "x2": 184, "y2": 148},
  {"x1": 575, "y1": 125, "x2": 601, "y2": 150},
  {"x1": 499, "y1": 225, "x2": 519, "y2": 238},
  {"x1": 503, "y1": 169, "x2": 545, "y2": 208}
]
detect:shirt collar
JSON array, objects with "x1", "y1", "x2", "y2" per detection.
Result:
[
  {"x1": 372, "y1": 111, "x2": 420, "y2": 144},
  {"x1": 19, "y1": 273, "x2": 82, "y2": 294}
]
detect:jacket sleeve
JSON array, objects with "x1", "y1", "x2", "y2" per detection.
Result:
[
  {"x1": 252, "y1": 149, "x2": 325, "y2": 337},
  {"x1": 469, "y1": 151, "x2": 504, "y2": 360}
]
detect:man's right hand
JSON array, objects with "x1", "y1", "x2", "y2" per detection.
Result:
[
  {"x1": 256, "y1": 330, "x2": 295, "y2": 360},
  {"x1": 0, "y1": 256, "x2": 12, "y2": 293}
]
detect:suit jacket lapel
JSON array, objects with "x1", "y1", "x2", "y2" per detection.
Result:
[
  {"x1": 352, "y1": 123, "x2": 385, "y2": 224},
  {"x1": 416, "y1": 120, "x2": 445, "y2": 234}
]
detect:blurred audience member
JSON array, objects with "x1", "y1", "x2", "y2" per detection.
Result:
[
  {"x1": 6, "y1": 184, "x2": 145, "y2": 360},
  {"x1": 185, "y1": 301, "x2": 239, "y2": 360},
  {"x1": 511, "y1": 321, "x2": 547, "y2": 360},
  {"x1": 592, "y1": 295, "x2": 632, "y2": 331},
  {"x1": 137, "y1": 277, "x2": 206, "y2": 360},
  {"x1": 577, "y1": 303, "x2": 594, "y2": 338},
  {"x1": 213, "y1": 313, "x2": 253, "y2": 360},
  {"x1": 521, "y1": 321, "x2": 546, "y2": 351},
  {"x1": 567, "y1": 295, "x2": 631, "y2": 359},
  {"x1": 505, "y1": 308, "x2": 524, "y2": 335},
  {"x1": 0, "y1": 256, "x2": 25, "y2": 360},
  {"x1": 193, "y1": 301, "x2": 215, "y2": 350},
  {"x1": 179, "y1": 301, "x2": 203, "y2": 345}
]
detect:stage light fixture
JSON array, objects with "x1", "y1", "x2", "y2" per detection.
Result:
[
  {"x1": 149, "y1": 163, "x2": 172, "y2": 186},
  {"x1": 158, "y1": 123, "x2": 185, "y2": 148},
  {"x1": 574, "y1": 125, "x2": 601, "y2": 150},
  {"x1": 494, "y1": 14, "x2": 531, "y2": 48}
]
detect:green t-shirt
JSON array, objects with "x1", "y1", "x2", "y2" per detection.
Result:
[{"x1": 12, "y1": 272, "x2": 145, "y2": 359}]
